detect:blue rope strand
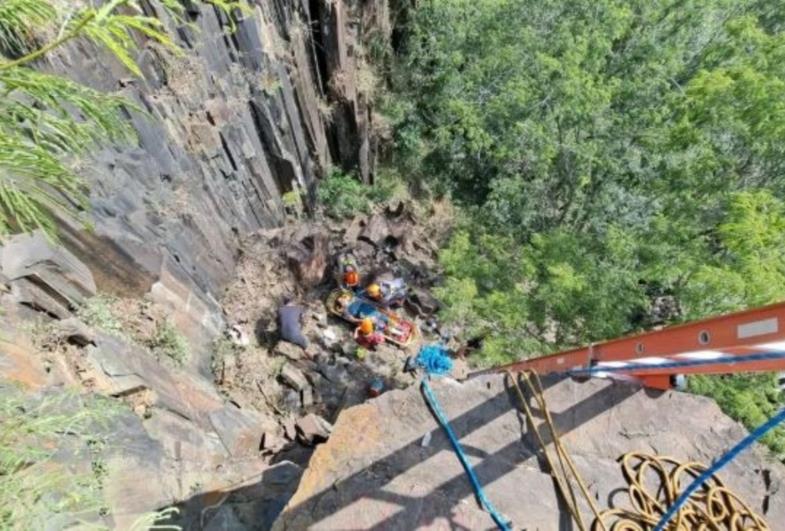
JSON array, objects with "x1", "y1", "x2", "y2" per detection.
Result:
[
  {"x1": 421, "y1": 379, "x2": 512, "y2": 531},
  {"x1": 653, "y1": 407, "x2": 785, "y2": 531}
]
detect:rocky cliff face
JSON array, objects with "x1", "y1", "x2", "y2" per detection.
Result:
[
  {"x1": 0, "y1": 232, "x2": 301, "y2": 529},
  {"x1": 43, "y1": 0, "x2": 391, "y2": 372},
  {"x1": 0, "y1": 2, "x2": 397, "y2": 527}
]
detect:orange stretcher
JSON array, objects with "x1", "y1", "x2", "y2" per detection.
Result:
[{"x1": 326, "y1": 289, "x2": 418, "y2": 347}]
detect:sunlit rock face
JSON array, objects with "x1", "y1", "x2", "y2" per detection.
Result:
[
  {"x1": 274, "y1": 375, "x2": 785, "y2": 530},
  {"x1": 41, "y1": 0, "x2": 391, "y2": 370}
]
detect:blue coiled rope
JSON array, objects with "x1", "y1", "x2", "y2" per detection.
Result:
[
  {"x1": 421, "y1": 379, "x2": 512, "y2": 531},
  {"x1": 416, "y1": 344, "x2": 454, "y2": 375},
  {"x1": 653, "y1": 406, "x2": 785, "y2": 531}
]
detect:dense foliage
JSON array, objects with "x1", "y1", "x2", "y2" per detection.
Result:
[
  {"x1": 392, "y1": 0, "x2": 785, "y2": 454},
  {"x1": 317, "y1": 168, "x2": 398, "y2": 218}
]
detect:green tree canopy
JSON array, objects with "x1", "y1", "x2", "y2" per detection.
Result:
[
  {"x1": 395, "y1": 0, "x2": 785, "y2": 353},
  {"x1": 393, "y1": 0, "x2": 785, "y2": 453}
]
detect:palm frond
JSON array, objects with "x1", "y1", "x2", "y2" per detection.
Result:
[
  {"x1": 0, "y1": 135, "x2": 84, "y2": 235},
  {"x1": 81, "y1": 7, "x2": 179, "y2": 76},
  {"x1": 0, "y1": 66, "x2": 137, "y2": 236},
  {"x1": 0, "y1": 0, "x2": 250, "y2": 239},
  {"x1": 0, "y1": 66, "x2": 135, "y2": 143},
  {"x1": 0, "y1": 0, "x2": 56, "y2": 56}
]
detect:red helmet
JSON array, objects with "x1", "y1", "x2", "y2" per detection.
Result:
[{"x1": 344, "y1": 270, "x2": 359, "y2": 286}]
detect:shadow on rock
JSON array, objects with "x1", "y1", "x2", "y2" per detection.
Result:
[{"x1": 165, "y1": 460, "x2": 304, "y2": 531}]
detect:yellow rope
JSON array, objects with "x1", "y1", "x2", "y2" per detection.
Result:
[
  {"x1": 594, "y1": 451, "x2": 770, "y2": 531},
  {"x1": 506, "y1": 372, "x2": 769, "y2": 531},
  {"x1": 506, "y1": 371, "x2": 609, "y2": 531}
]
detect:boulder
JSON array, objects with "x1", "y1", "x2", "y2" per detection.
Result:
[
  {"x1": 208, "y1": 405, "x2": 266, "y2": 458},
  {"x1": 53, "y1": 317, "x2": 96, "y2": 346},
  {"x1": 260, "y1": 430, "x2": 288, "y2": 454},
  {"x1": 201, "y1": 461, "x2": 304, "y2": 531},
  {"x1": 301, "y1": 386, "x2": 315, "y2": 408},
  {"x1": 405, "y1": 287, "x2": 441, "y2": 317},
  {"x1": 343, "y1": 215, "x2": 366, "y2": 245},
  {"x1": 282, "y1": 417, "x2": 297, "y2": 441},
  {"x1": 274, "y1": 340, "x2": 304, "y2": 361},
  {"x1": 285, "y1": 233, "x2": 328, "y2": 288},
  {"x1": 358, "y1": 214, "x2": 390, "y2": 247},
  {"x1": 8, "y1": 277, "x2": 71, "y2": 318},
  {"x1": 203, "y1": 506, "x2": 245, "y2": 531},
  {"x1": 4, "y1": 383, "x2": 268, "y2": 531},
  {"x1": 317, "y1": 360, "x2": 351, "y2": 384},
  {"x1": 295, "y1": 413, "x2": 332, "y2": 446},
  {"x1": 281, "y1": 390, "x2": 301, "y2": 412},
  {"x1": 279, "y1": 363, "x2": 309, "y2": 392},
  {"x1": 1, "y1": 230, "x2": 96, "y2": 307},
  {"x1": 84, "y1": 333, "x2": 224, "y2": 423}
]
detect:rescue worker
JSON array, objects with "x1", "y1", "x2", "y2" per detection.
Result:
[
  {"x1": 365, "y1": 283, "x2": 383, "y2": 301},
  {"x1": 337, "y1": 253, "x2": 361, "y2": 290},
  {"x1": 278, "y1": 297, "x2": 308, "y2": 348},
  {"x1": 355, "y1": 317, "x2": 384, "y2": 349},
  {"x1": 365, "y1": 279, "x2": 406, "y2": 307},
  {"x1": 343, "y1": 266, "x2": 360, "y2": 289}
]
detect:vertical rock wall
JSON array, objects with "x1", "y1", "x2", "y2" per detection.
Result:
[{"x1": 40, "y1": 0, "x2": 390, "y2": 371}]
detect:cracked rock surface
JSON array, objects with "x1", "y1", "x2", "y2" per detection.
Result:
[{"x1": 274, "y1": 375, "x2": 785, "y2": 530}]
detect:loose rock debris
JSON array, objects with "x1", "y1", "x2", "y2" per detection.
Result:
[{"x1": 217, "y1": 200, "x2": 456, "y2": 463}]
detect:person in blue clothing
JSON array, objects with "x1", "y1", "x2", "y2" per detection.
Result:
[
  {"x1": 278, "y1": 297, "x2": 308, "y2": 348},
  {"x1": 335, "y1": 292, "x2": 387, "y2": 328}
]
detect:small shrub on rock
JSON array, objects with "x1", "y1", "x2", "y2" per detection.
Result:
[
  {"x1": 317, "y1": 169, "x2": 396, "y2": 219},
  {"x1": 149, "y1": 320, "x2": 189, "y2": 366}
]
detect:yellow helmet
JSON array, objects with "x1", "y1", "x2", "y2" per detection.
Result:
[{"x1": 367, "y1": 283, "x2": 381, "y2": 298}]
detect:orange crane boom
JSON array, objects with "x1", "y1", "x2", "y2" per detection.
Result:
[{"x1": 474, "y1": 301, "x2": 785, "y2": 389}]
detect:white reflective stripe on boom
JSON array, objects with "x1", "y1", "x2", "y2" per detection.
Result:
[
  {"x1": 674, "y1": 350, "x2": 725, "y2": 360},
  {"x1": 758, "y1": 341, "x2": 785, "y2": 352}
]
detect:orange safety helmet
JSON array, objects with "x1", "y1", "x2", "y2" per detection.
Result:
[
  {"x1": 358, "y1": 318, "x2": 374, "y2": 335},
  {"x1": 344, "y1": 270, "x2": 359, "y2": 287},
  {"x1": 367, "y1": 283, "x2": 382, "y2": 299}
]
